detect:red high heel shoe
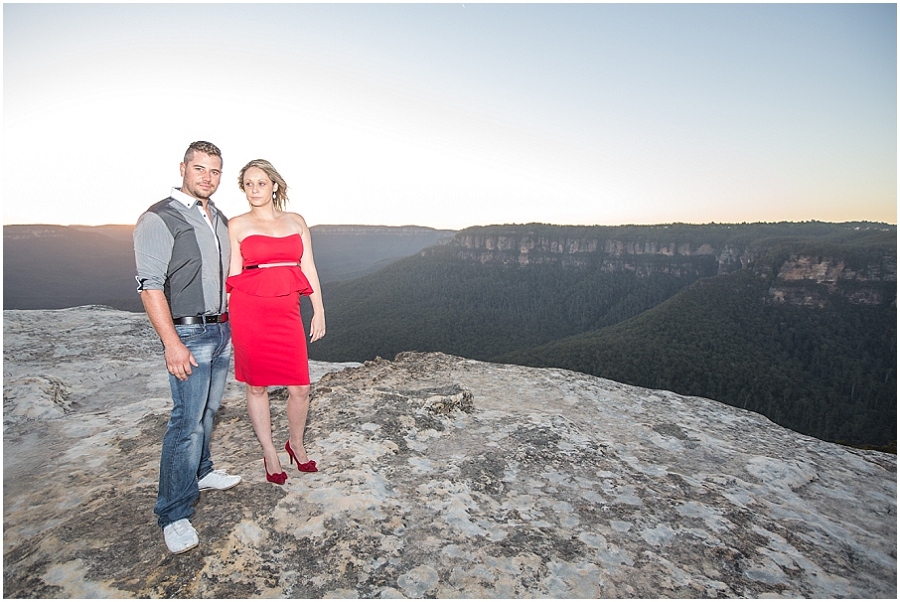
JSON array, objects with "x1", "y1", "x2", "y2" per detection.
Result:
[
  {"x1": 285, "y1": 441, "x2": 318, "y2": 472},
  {"x1": 264, "y1": 457, "x2": 287, "y2": 484}
]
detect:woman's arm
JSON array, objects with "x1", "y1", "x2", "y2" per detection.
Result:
[
  {"x1": 297, "y1": 214, "x2": 326, "y2": 342},
  {"x1": 227, "y1": 216, "x2": 245, "y2": 278},
  {"x1": 226, "y1": 216, "x2": 247, "y2": 311}
]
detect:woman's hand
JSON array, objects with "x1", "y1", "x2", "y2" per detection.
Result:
[{"x1": 309, "y1": 313, "x2": 326, "y2": 342}]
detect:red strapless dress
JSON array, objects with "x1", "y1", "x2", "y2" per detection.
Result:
[{"x1": 226, "y1": 234, "x2": 314, "y2": 386}]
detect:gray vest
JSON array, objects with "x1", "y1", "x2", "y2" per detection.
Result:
[{"x1": 145, "y1": 198, "x2": 229, "y2": 318}]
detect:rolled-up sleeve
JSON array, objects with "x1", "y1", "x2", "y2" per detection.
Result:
[{"x1": 134, "y1": 212, "x2": 173, "y2": 292}]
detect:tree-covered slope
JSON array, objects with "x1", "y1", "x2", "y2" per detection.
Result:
[
  {"x1": 499, "y1": 270, "x2": 896, "y2": 447},
  {"x1": 306, "y1": 246, "x2": 703, "y2": 362}
]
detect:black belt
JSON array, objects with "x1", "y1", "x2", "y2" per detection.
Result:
[{"x1": 172, "y1": 313, "x2": 229, "y2": 325}]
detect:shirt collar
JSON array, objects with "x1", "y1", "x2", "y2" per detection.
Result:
[{"x1": 171, "y1": 187, "x2": 207, "y2": 209}]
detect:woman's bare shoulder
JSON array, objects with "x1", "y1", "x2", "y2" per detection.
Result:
[
  {"x1": 282, "y1": 211, "x2": 309, "y2": 233},
  {"x1": 227, "y1": 213, "x2": 255, "y2": 239},
  {"x1": 228, "y1": 212, "x2": 252, "y2": 226}
]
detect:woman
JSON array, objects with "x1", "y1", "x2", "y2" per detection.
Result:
[{"x1": 226, "y1": 159, "x2": 326, "y2": 484}]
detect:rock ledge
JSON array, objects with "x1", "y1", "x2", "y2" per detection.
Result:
[{"x1": 3, "y1": 308, "x2": 896, "y2": 598}]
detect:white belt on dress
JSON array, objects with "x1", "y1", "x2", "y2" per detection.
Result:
[{"x1": 244, "y1": 262, "x2": 301, "y2": 269}]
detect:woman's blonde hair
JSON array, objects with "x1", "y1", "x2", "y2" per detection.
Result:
[{"x1": 238, "y1": 159, "x2": 289, "y2": 210}]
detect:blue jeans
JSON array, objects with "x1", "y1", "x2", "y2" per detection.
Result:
[{"x1": 154, "y1": 322, "x2": 231, "y2": 528}]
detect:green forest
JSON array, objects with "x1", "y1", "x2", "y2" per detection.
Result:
[
  {"x1": 500, "y1": 271, "x2": 896, "y2": 449},
  {"x1": 303, "y1": 222, "x2": 896, "y2": 449},
  {"x1": 307, "y1": 252, "x2": 704, "y2": 360}
]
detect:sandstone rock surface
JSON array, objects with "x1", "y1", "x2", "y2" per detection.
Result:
[{"x1": 3, "y1": 307, "x2": 896, "y2": 598}]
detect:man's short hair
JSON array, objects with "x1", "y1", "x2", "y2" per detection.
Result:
[{"x1": 184, "y1": 141, "x2": 222, "y2": 165}]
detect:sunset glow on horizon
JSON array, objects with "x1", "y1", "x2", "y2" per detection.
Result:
[{"x1": 3, "y1": 3, "x2": 897, "y2": 230}]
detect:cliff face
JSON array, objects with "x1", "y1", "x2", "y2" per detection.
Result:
[
  {"x1": 767, "y1": 254, "x2": 898, "y2": 307},
  {"x1": 429, "y1": 225, "x2": 896, "y2": 307},
  {"x1": 445, "y1": 230, "x2": 736, "y2": 277},
  {"x1": 3, "y1": 307, "x2": 896, "y2": 598}
]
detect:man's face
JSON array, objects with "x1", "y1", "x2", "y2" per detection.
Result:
[{"x1": 180, "y1": 152, "x2": 223, "y2": 201}]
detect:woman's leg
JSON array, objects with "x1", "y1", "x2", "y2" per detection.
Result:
[
  {"x1": 246, "y1": 384, "x2": 283, "y2": 473},
  {"x1": 286, "y1": 385, "x2": 312, "y2": 463}
]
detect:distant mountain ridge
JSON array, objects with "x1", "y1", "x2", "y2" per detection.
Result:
[
  {"x1": 306, "y1": 224, "x2": 454, "y2": 281},
  {"x1": 433, "y1": 221, "x2": 896, "y2": 308},
  {"x1": 2, "y1": 223, "x2": 454, "y2": 312},
  {"x1": 441, "y1": 221, "x2": 894, "y2": 277},
  {"x1": 3, "y1": 225, "x2": 140, "y2": 311}
]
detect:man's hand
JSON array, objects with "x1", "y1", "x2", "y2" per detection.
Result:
[
  {"x1": 165, "y1": 340, "x2": 199, "y2": 381},
  {"x1": 140, "y1": 290, "x2": 199, "y2": 380}
]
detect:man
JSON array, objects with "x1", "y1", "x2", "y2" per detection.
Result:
[{"x1": 134, "y1": 141, "x2": 241, "y2": 554}]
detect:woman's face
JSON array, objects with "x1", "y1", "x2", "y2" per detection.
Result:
[{"x1": 242, "y1": 167, "x2": 276, "y2": 208}]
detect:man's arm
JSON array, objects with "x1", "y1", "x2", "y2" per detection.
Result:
[
  {"x1": 134, "y1": 211, "x2": 196, "y2": 381},
  {"x1": 140, "y1": 290, "x2": 197, "y2": 381}
]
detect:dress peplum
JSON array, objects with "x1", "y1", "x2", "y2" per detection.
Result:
[{"x1": 226, "y1": 233, "x2": 314, "y2": 386}]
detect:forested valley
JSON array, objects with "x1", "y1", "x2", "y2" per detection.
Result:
[
  {"x1": 499, "y1": 270, "x2": 896, "y2": 449},
  {"x1": 306, "y1": 222, "x2": 896, "y2": 449}
]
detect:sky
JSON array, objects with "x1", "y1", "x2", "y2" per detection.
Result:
[{"x1": 3, "y1": 2, "x2": 897, "y2": 230}]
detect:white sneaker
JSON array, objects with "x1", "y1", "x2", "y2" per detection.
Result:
[
  {"x1": 197, "y1": 469, "x2": 242, "y2": 491},
  {"x1": 163, "y1": 519, "x2": 199, "y2": 554}
]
